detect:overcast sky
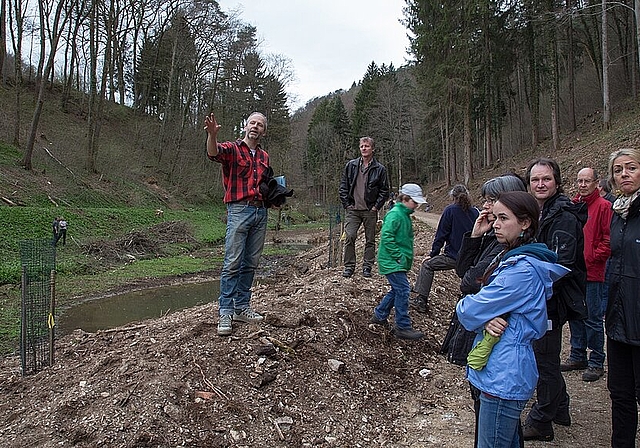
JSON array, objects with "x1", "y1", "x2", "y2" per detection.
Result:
[{"x1": 227, "y1": 1, "x2": 412, "y2": 110}]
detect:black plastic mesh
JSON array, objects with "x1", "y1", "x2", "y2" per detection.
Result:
[{"x1": 19, "y1": 240, "x2": 56, "y2": 376}]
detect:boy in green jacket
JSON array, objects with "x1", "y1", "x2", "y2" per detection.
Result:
[{"x1": 370, "y1": 183, "x2": 426, "y2": 340}]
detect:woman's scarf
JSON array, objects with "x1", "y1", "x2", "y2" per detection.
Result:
[{"x1": 613, "y1": 190, "x2": 640, "y2": 219}]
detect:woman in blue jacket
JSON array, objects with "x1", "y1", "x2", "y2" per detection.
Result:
[{"x1": 456, "y1": 191, "x2": 569, "y2": 448}]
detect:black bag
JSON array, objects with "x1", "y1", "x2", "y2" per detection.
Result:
[{"x1": 440, "y1": 311, "x2": 477, "y2": 366}]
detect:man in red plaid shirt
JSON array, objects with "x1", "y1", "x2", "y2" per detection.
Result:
[{"x1": 205, "y1": 111, "x2": 270, "y2": 336}]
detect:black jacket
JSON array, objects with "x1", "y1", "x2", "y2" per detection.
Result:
[
  {"x1": 259, "y1": 167, "x2": 294, "y2": 207},
  {"x1": 537, "y1": 192, "x2": 588, "y2": 324},
  {"x1": 606, "y1": 195, "x2": 640, "y2": 345},
  {"x1": 338, "y1": 157, "x2": 389, "y2": 210},
  {"x1": 456, "y1": 230, "x2": 506, "y2": 295}
]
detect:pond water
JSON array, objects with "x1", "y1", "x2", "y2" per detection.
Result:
[
  {"x1": 57, "y1": 281, "x2": 219, "y2": 335},
  {"x1": 55, "y1": 241, "x2": 316, "y2": 335}
]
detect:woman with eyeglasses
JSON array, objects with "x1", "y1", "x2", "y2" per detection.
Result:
[{"x1": 456, "y1": 174, "x2": 528, "y2": 296}]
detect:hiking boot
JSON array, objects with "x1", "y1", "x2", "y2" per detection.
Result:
[
  {"x1": 362, "y1": 267, "x2": 372, "y2": 278},
  {"x1": 342, "y1": 268, "x2": 354, "y2": 278},
  {"x1": 369, "y1": 315, "x2": 390, "y2": 329},
  {"x1": 410, "y1": 295, "x2": 428, "y2": 314},
  {"x1": 560, "y1": 358, "x2": 588, "y2": 371},
  {"x1": 233, "y1": 308, "x2": 264, "y2": 324},
  {"x1": 582, "y1": 366, "x2": 605, "y2": 382},
  {"x1": 522, "y1": 418, "x2": 554, "y2": 441},
  {"x1": 217, "y1": 314, "x2": 232, "y2": 336},
  {"x1": 393, "y1": 326, "x2": 424, "y2": 340}
]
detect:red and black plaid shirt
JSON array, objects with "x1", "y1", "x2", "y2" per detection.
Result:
[{"x1": 208, "y1": 140, "x2": 270, "y2": 203}]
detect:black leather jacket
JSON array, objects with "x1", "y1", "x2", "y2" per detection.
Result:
[
  {"x1": 537, "y1": 193, "x2": 588, "y2": 324},
  {"x1": 339, "y1": 157, "x2": 389, "y2": 210},
  {"x1": 607, "y1": 195, "x2": 640, "y2": 345},
  {"x1": 456, "y1": 230, "x2": 506, "y2": 295}
]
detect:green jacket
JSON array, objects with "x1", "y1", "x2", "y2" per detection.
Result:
[{"x1": 377, "y1": 202, "x2": 415, "y2": 274}]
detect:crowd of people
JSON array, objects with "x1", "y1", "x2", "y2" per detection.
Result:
[{"x1": 204, "y1": 110, "x2": 640, "y2": 447}]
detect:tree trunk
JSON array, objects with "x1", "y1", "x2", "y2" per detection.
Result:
[
  {"x1": 86, "y1": 0, "x2": 98, "y2": 173},
  {"x1": 567, "y1": 0, "x2": 577, "y2": 131},
  {"x1": 551, "y1": 31, "x2": 561, "y2": 152},
  {"x1": 463, "y1": 88, "x2": 473, "y2": 184},
  {"x1": 0, "y1": 0, "x2": 6, "y2": 84},
  {"x1": 22, "y1": 0, "x2": 68, "y2": 170},
  {"x1": 603, "y1": 0, "x2": 611, "y2": 130},
  {"x1": 10, "y1": 0, "x2": 25, "y2": 147},
  {"x1": 635, "y1": 0, "x2": 640, "y2": 98},
  {"x1": 527, "y1": 21, "x2": 540, "y2": 148}
]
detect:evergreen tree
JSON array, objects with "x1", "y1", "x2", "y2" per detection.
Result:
[{"x1": 351, "y1": 61, "x2": 381, "y2": 140}]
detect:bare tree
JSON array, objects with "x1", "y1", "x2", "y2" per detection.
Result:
[
  {"x1": 21, "y1": 0, "x2": 71, "y2": 170},
  {"x1": 7, "y1": 0, "x2": 31, "y2": 147},
  {"x1": 0, "y1": 0, "x2": 6, "y2": 83},
  {"x1": 603, "y1": 0, "x2": 611, "y2": 130}
]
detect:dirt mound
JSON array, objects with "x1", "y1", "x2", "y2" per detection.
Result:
[
  {"x1": 0, "y1": 221, "x2": 618, "y2": 447},
  {"x1": 84, "y1": 220, "x2": 197, "y2": 263}
]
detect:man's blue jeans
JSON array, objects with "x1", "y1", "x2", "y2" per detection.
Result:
[
  {"x1": 218, "y1": 203, "x2": 267, "y2": 316},
  {"x1": 477, "y1": 393, "x2": 527, "y2": 448},
  {"x1": 568, "y1": 281, "x2": 605, "y2": 368},
  {"x1": 374, "y1": 271, "x2": 411, "y2": 329}
]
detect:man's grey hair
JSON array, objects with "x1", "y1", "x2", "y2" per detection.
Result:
[
  {"x1": 247, "y1": 112, "x2": 267, "y2": 130},
  {"x1": 359, "y1": 137, "x2": 375, "y2": 149}
]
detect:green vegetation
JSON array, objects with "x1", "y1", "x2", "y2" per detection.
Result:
[
  {"x1": 0, "y1": 206, "x2": 227, "y2": 283},
  {"x1": 0, "y1": 204, "x2": 224, "y2": 353},
  {"x1": 0, "y1": 180, "x2": 323, "y2": 355}
]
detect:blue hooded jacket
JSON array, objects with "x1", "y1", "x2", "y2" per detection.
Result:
[{"x1": 455, "y1": 243, "x2": 570, "y2": 400}]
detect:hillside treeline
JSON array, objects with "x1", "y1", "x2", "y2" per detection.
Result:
[{"x1": 0, "y1": 0, "x2": 638, "y2": 206}]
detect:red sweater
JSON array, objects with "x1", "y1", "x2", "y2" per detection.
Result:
[{"x1": 573, "y1": 189, "x2": 613, "y2": 282}]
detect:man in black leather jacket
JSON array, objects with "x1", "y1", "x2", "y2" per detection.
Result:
[
  {"x1": 522, "y1": 157, "x2": 587, "y2": 442},
  {"x1": 338, "y1": 137, "x2": 389, "y2": 278}
]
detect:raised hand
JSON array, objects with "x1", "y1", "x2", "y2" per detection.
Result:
[
  {"x1": 203, "y1": 113, "x2": 221, "y2": 136},
  {"x1": 471, "y1": 209, "x2": 495, "y2": 238}
]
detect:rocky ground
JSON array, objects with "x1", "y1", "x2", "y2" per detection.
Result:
[{"x1": 0, "y1": 216, "x2": 625, "y2": 447}]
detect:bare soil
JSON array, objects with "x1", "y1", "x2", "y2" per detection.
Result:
[{"x1": 0, "y1": 218, "x2": 620, "y2": 447}]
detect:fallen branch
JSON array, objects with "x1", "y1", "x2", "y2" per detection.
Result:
[
  {"x1": 42, "y1": 146, "x2": 76, "y2": 177},
  {"x1": 1, "y1": 197, "x2": 16, "y2": 206},
  {"x1": 99, "y1": 324, "x2": 147, "y2": 334},
  {"x1": 192, "y1": 355, "x2": 227, "y2": 400},
  {"x1": 270, "y1": 417, "x2": 285, "y2": 441},
  {"x1": 118, "y1": 382, "x2": 139, "y2": 407}
]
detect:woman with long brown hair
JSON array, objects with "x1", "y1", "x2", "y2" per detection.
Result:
[{"x1": 456, "y1": 191, "x2": 569, "y2": 448}]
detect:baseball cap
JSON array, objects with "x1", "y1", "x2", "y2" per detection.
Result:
[{"x1": 400, "y1": 183, "x2": 427, "y2": 204}]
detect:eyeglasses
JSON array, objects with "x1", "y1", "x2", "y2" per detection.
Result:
[
  {"x1": 482, "y1": 197, "x2": 496, "y2": 205},
  {"x1": 576, "y1": 179, "x2": 596, "y2": 185}
]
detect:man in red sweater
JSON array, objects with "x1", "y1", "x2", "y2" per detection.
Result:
[{"x1": 562, "y1": 167, "x2": 613, "y2": 381}]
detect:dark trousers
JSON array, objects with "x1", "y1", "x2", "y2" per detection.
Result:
[
  {"x1": 527, "y1": 324, "x2": 569, "y2": 427},
  {"x1": 608, "y1": 337, "x2": 640, "y2": 447},
  {"x1": 55, "y1": 229, "x2": 67, "y2": 246},
  {"x1": 413, "y1": 254, "x2": 456, "y2": 300},
  {"x1": 343, "y1": 209, "x2": 377, "y2": 270}
]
